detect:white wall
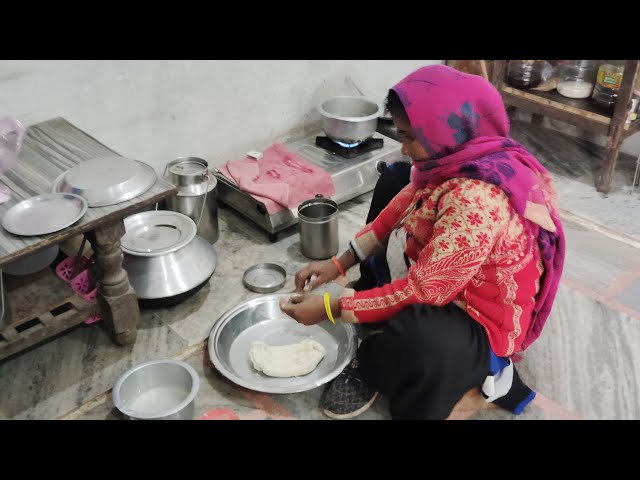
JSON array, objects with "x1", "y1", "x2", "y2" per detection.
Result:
[{"x1": 0, "y1": 60, "x2": 439, "y2": 173}]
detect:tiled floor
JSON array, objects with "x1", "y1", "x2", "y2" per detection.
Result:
[{"x1": 1, "y1": 121, "x2": 639, "y2": 420}]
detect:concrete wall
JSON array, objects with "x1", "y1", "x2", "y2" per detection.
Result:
[{"x1": 0, "y1": 60, "x2": 439, "y2": 173}]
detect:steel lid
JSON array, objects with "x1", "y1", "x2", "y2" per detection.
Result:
[
  {"x1": 52, "y1": 156, "x2": 157, "y2": 207},
  {"x1": 121, "y1": 210, "x2": 197, "y2": 257},
  {"x1": 242, "y1": 263, "x2": 286, "y2": 293},
  {"x1": 168, "y1": 160, "x2": 207, "y2": 176},
  {"x1": 164, "y1": 157, "x2": 213, "y2": 197}
]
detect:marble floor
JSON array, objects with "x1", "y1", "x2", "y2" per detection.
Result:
[{"x1": 1, "y1": 122, "x2": 639, "y2": 421}]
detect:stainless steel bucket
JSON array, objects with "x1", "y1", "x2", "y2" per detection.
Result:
[
  {"x1": 162, "y1": 157, "x2": 219, "y2": 244},
  {"x1": 298, "y1": 195, "x2": 339, "y2": 260}
]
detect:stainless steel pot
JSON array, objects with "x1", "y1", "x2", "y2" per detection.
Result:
[
  {"x1": 121, "y1": 211, "x2": 217, "y2": 301},
  {"x1": 112, "y1": 359, "x2": 200, "y2": 420},
  {"x1": 162, "y1": 157, "x2": 219, "y2": 244},
  {"x1": 298, "y1": 194, "x2": 339, "y2": 260},
  {"x1": 318, "y1": 96, "x2": 381, "y2": 145},
  {"x1": 164, "y1": 157, "x2": 210, "y2": 193},
  {"x1": 164, "y1": 183, "x2": 218, "y2": 244}
]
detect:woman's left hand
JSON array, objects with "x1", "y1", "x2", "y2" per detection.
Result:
[{"x1": 279, "y1": 294, "x2": 326, "y2": 326}]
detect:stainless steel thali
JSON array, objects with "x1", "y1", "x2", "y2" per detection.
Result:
[
  {"x1": 1, "y1": 192, "x2": 88, "y2": 236},
  {"x1": 208, "y1": 294, "x2": 357, "y2": 394},
  {"x1": 52, "y1": 156, "x2": 157, "y2": 207}
]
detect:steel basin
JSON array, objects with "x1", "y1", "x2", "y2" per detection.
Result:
[
  {"x1": 318, "y1": 96, "x2": 381, "y2": 145},
  {"x1": 208, "y1": 294, "x2": 357, "y2": 394},
  {"x1": 112, "y1": 359, "x2": 200, "y2": 420}
]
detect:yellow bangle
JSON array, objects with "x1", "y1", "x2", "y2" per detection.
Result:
[{"x1": 324, "y1": 292, "x2": 336, "y2": 324}]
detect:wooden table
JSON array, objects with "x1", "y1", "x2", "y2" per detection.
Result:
[{"x1": 0, "y1": 117, "x2": 177, "y2": 361}]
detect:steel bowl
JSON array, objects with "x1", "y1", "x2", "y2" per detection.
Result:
[
  {"x1": 112, "y1": 359, "x2": 200, "y2": 420},
  {"x1": 3, "y1": 245, "x2": 59, "y2": 276},
  {"x1": 208, "y1": 294, "x2": 358, "y2": 394},
  {"x1": 318, "y1": 96, "x2": 381, "y2": 145}
]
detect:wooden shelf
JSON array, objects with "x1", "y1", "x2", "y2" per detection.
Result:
[
  {"x1": 490, "y1": 60, "x2": 640, "y2": 193},
  {"x1": 501, "y1": 85, "x2": 612, "y2": 135},
  {"x1": 502, "y1": 85, "x2": 640, "y2": 139},
  {"x1": 0, "y1": 268, "x2": 98, "y2": 362}
]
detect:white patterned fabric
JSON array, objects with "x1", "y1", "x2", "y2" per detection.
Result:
[{"x1": 386, "y1": 228, "x2": 412, "y2": 281}]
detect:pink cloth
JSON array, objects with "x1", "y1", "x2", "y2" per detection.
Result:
[{"x1": 219, "y1": 143, "x2": 335, "y2": 214}]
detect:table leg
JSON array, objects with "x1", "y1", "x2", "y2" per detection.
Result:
[{"x1": 88, "y1": 220, "x2": 140, "y2": 346}]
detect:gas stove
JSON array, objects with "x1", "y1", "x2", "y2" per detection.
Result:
[{"x1": 214, "y1": 130, "x2": 406, "y2": 242}]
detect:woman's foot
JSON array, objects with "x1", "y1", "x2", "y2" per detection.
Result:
[{"x1": 320, "y1": 358, "x2": 378, "y2": 419}]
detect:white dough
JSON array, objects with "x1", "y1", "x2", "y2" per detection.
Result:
[{"x1": 249, "y1": 339, "x2": 326, "y2": 378}]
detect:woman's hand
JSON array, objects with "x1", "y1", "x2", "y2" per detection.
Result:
[
  {"x1": 279, "y1": 294, "x2": 327, "y2": 326},
  {"x1": 294, "y1": 260, "x2": 339, "y2": 292}
]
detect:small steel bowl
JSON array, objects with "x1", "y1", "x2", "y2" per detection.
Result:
[{"x1": 112, "y1": 359, "x2": 200, "y2": 420}]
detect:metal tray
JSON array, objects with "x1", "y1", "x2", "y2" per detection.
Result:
[
  {"x1": 1, "y1": 192, "x2": 88, "y2": 236},
  {"x1": 122, "y1": 210, "x2": 197, "y2": 257},
  {"x1": 208, "y1": 294, "x2": 357, "y2": 394},
  {"x1": 52, "y1": 156, "x2": 157, "y2": 207},
  {"x1": 242, "y1": 263, "x2": 286, "y2": 293}
]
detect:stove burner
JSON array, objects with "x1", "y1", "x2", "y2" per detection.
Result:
[{"x1": 315, "y1": 136, "x2": 384, "y2": 159}]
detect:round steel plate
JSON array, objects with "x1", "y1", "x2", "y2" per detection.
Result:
[
  {"x1": 208, "y1": 294, "x2": 357, "y2": 394},
  {"x1": 2, "y1": 193, "x2": 88, "y2": 236},
  {"x1": 52, "y1": 157, "x2": 157, "y2": 207},
  {"x1": 121, "y1": 210, "x2": 197, "y2": 257}
]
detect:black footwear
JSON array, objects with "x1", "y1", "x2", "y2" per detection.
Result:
[{"x1": 321, "y1": 357, "x2": 378, "y2": 420}]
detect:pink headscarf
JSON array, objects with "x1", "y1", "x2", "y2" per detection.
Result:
[{"x1": 392, "y1": 64, "x2": 565, "y2": 351}]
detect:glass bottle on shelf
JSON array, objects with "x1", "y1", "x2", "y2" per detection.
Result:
[
  {"x1": 556, "y1": 60, "x2": 600, "y2": 99},
  {"x1": 592, "y1": 63, "x2": 625, "y2": 109},
  {"x1": 506, "y1": 60, "x2": 545, "y2": 89}
]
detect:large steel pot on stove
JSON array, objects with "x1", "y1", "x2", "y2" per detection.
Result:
[
  {"x1": 318, "y1": 96, "x2": 381, "y2": 146},
  {"x1": 121, "y1": 211, "x2": 217, "y2": 307}
]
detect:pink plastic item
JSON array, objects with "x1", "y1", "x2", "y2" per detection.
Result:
[
  {"x1": 70, "y1": 269, "x2": 97, "y2": 302},
  {"x1": 83, "y1": 314, "x2": 102, "y2": 325},
  {"x1": 55, "y1": 255, "x2": 102, "y2": 325},
  {"x1": 55, "y1": 256, "x2": 92, "y2": 284}
]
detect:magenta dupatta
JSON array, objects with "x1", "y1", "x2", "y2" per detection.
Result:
[{"x1": 392, "y1": 65, "x2": 565, "y2": 351}]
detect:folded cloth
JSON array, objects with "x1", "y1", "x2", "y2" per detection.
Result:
[{"x1": 218, "y1": 143, "x2": 335, "y2": 214}]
